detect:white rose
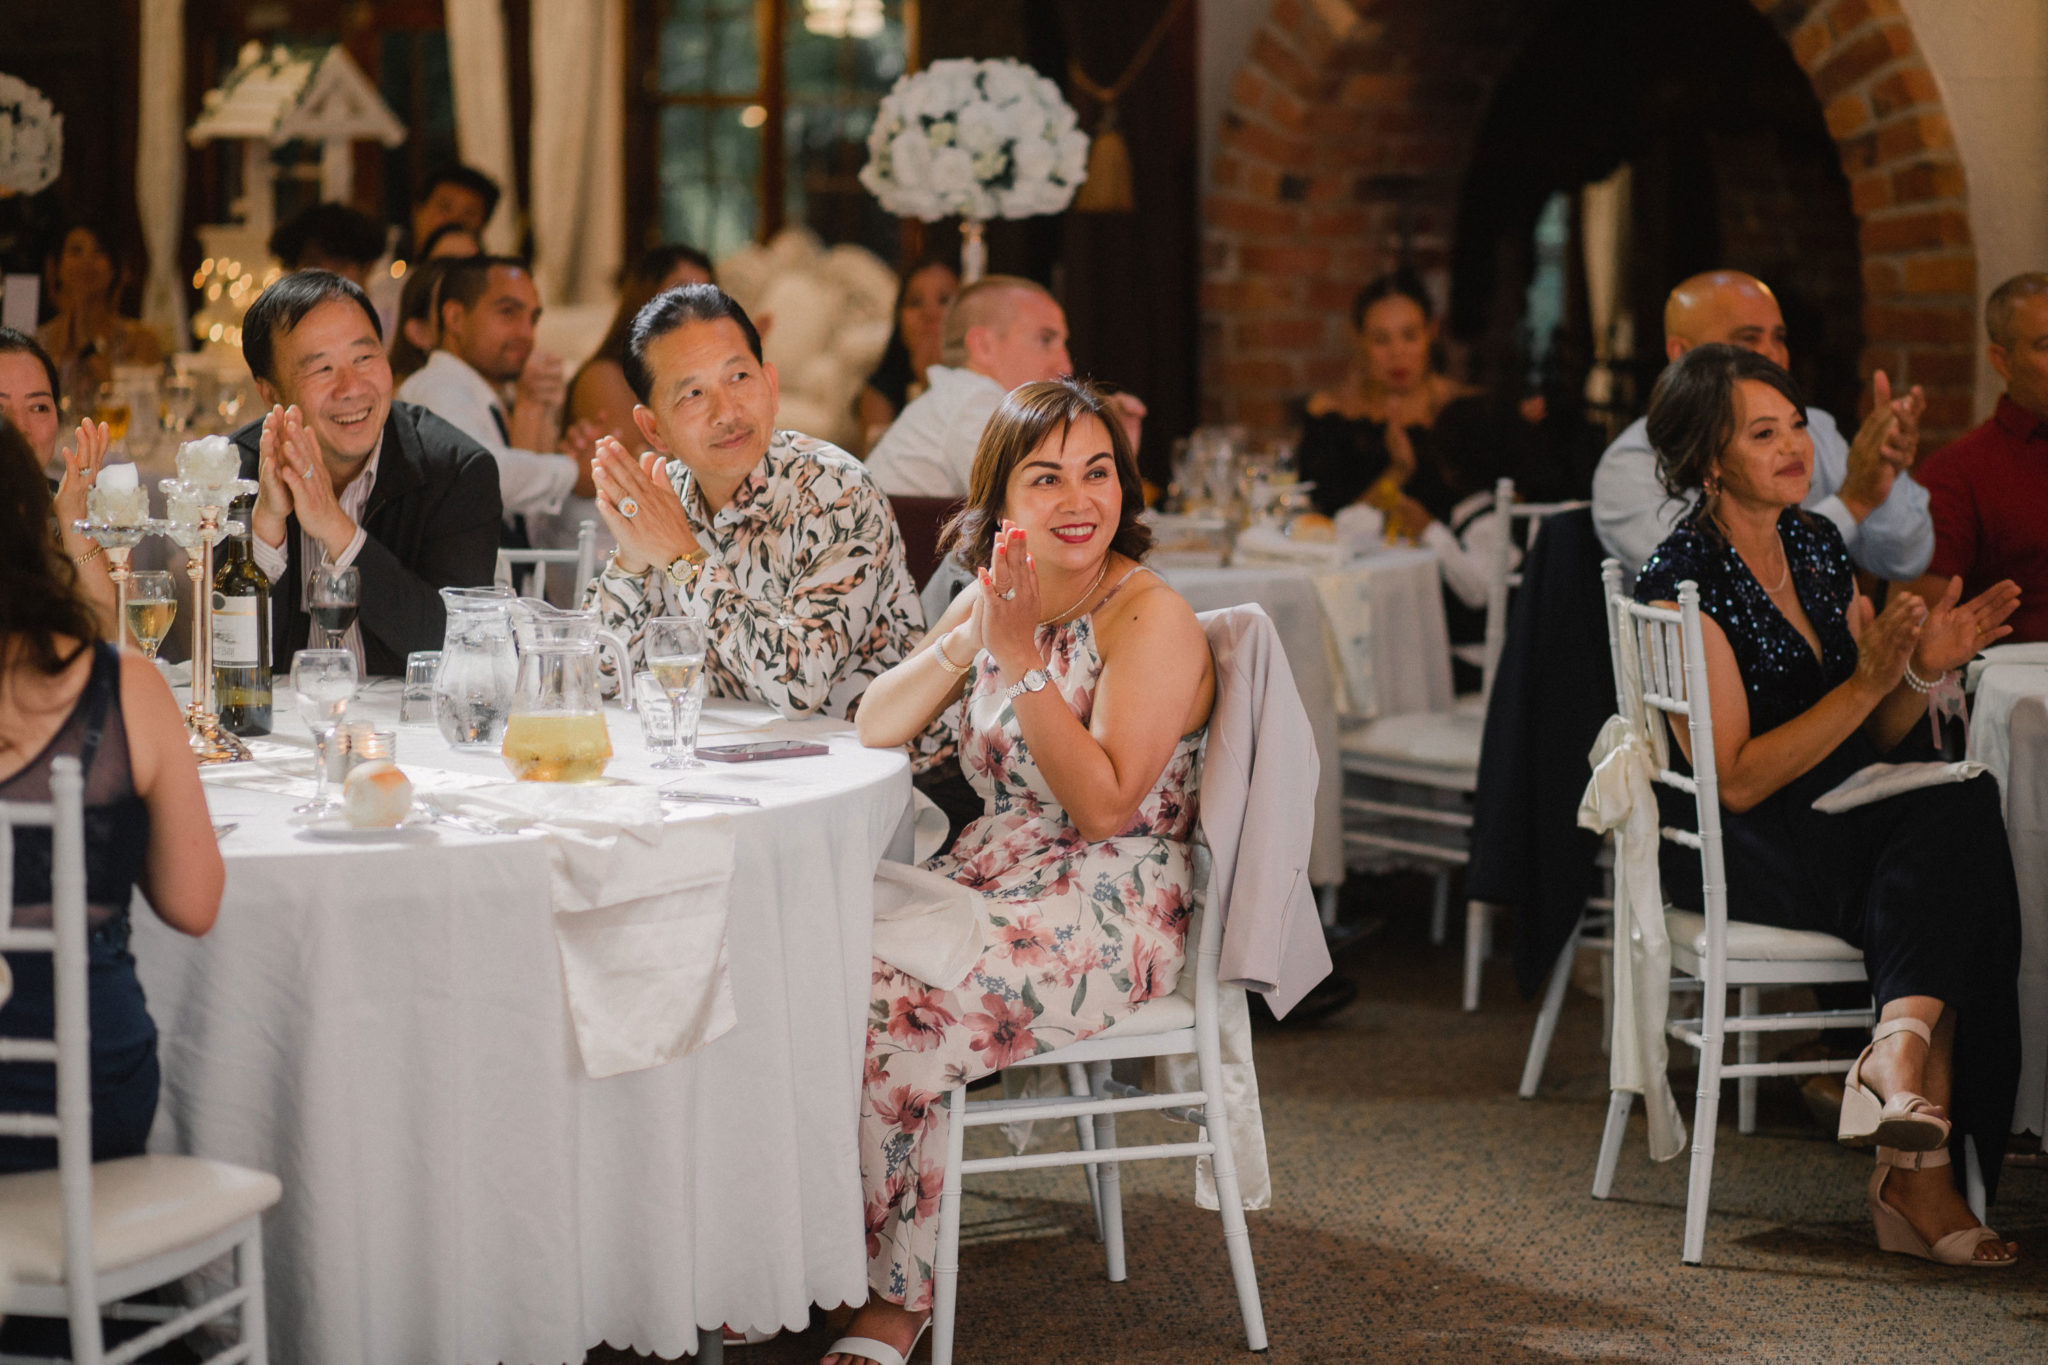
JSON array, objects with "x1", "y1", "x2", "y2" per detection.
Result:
[
  {"x1": 1011, "y1": 136, "x2": 1055, "y2": 186},
  {"x1": 979, "y1": 60, "x2": 1037, "y2": 108},
  {"x1": 1056, "y1": 130, "x2": 1090, "y2": 184},
  {"x1": 956, "y1": 99, "x2": 1007, "y2": 156},
  {"x1": 928, "y1": 146, "x2": 977, "y2": 202},
  {"x1": 927, "y1": 119, "x2": 957, "y2": 148},
  {"x1": 890, "y1": 128, "x2": 935, "y2": 189}
]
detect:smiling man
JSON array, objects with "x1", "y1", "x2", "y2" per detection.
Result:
[
  {"x1": 584, "y1": 283, "x2": 928, "y2": 729},
  {"x1": 231, "y1": 270, "x2": 502, "y2": 674}
]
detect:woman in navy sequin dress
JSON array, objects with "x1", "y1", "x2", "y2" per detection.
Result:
[{"x1": 1635, "y1": 345, "x2": 2023, "y2": 1266}]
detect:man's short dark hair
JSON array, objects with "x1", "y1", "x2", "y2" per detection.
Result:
[
  {"x1": 624, "y1": 284, "x2": 763, "y2": 403},
  {"x1": 436, "y1": 255, "x2": 534, "y2": 322},
  {"x1": 241, "y1": 270, "x2": 383, "y2": 384},
  {"x1": 417, "y1": 163, "x2": 502, "y2": 220},
  {"x1": 269, "y1": 202, "x2": 387, "y2": 269},
  {"x1": 0, "y1": 327, "x2": 61, "y2": 399}
]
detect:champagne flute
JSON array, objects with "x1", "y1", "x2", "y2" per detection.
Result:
[
  {"x1": 125, "y1": 571, "x2": 177, "y2": 661},
  {"x1": 643, "y1": 616, "x2": 708, "y2": 770},
  {"x1": 308, "y1": 564, "x2": 361, "y2": 648},
  {"x1": 292, "y1": 648, "x2": 359, "y2": 816}
]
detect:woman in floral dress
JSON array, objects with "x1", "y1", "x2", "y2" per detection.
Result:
[{"x1": 844, "y1": 378, "x2": 1215, "y2": 1364}]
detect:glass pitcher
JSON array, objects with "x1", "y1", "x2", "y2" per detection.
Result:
[
  {"x1": 502, "y1": 600, "x2": 634, "y2": 782},
  {"x1": 434, "y1": 586, "x2": 518, "y2": 749}
]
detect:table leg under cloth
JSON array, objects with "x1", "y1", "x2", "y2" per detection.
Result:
[{"x1": 2004, "y1": 696, "x2": 2048, "y2": 1151}]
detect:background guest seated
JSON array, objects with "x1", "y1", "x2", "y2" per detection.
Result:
[
  {"x1": 1636, "y1": 343, "x2": 2021, "y2": 1267},
  {"x1": 270, "y1": 202, "x2": 389, "y2": 289},
  {"x1": 1, "y1": 328, "x2": 117, "y2": 629},
  {"x1": 1593, "y1": 270, "x2": 1930, "y2": 581},
  {"x1": 35, "y1": 223, "x2": 163, "y2": 413},
  {"x1": 569, "y1": 243, "x2": 715, "y2": 459},
  {"x1": 0, "y1": 417, "x2": 223, "y2": 1178},
  {"x1": 396, "y1": 255, "x2": 593, "y2": 543},
  {"x1": 1299, "y1": 268, "x2": 1512, "y2": 528},
  {"x1": 231, "y1": 270, "x2": 503, "y2": 674},
  {"x1": 399, "y1": 162, "x2": 499, "y2": 263},
  {"x1": 844, "y1": 378, "x2": 1214, "y2": 1365},
  {"x1": 853, "y1": 258, "x2": 958, "y2": 458},
  {"x1": 1906, "y1": 272, "x2": 2048, "y2": 642},
  {"x1": 864, "y1": 274, "x2": 1144, "y2": 499}
]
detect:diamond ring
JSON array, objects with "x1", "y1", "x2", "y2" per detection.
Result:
[
  {"x1": 1000, "y1": 588, "x2": 1017, "y2": 601},
  {"x1": 619, "y1": 496, "x2": 640, "y2": 519}
]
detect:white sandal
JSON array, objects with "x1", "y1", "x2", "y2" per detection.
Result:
[
  {"x1": 1838, "y1": 1017, "x2": 1950, "y2": 1150},
  {"x1": 825, "y1": 1317, "x2": 930, "y2": 1365},
  {"x1": 1869, "y1": 1146, "x2": 2017, "y2": 1266}
]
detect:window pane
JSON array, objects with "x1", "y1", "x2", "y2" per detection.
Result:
[
  {"x1": 658, "y1": 104, "x2": 762, "y2": 260},
  {"x1": 657, "y1": 0, "x2": 760, "y2": 98},
  {"x1": 783, "y1": 0, "x2": 907, "y2": 259}
]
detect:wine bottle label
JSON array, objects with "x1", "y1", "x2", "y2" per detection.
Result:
[{"x1": 212, "y1": 593, "x2": 261, "y2": 665}]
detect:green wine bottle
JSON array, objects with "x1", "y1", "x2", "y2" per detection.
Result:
[{"x1": 213, "y1": 498, "x2": 272, "y2": 735}]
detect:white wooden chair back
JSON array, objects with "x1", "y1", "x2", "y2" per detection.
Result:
[
  {"x1": 0, "y1": 756, "x2": 102, "y2": 1354},
  {"x1": 494, "y1": 519, "x2": 599, "y2": 601}
]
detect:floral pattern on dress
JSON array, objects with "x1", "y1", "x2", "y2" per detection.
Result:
[
  {"x1": 585, "y1": 428, "x2": 951, "y2": 765},
  {"x1": 858, "y1": 567, "x2": 1205, "y2": 1310}
]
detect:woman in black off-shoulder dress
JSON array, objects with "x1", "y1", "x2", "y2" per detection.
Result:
[{"x1": 1635, "y1": 344, "x2": 2022, "y2": 1267}]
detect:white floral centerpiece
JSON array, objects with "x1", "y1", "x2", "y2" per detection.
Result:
[
  {"x1": 859, "y1": 57, "x2": 1089, "y2": 280},
  {"x1": 0, "y1": 73, "x2": 63, "y2": 196}
]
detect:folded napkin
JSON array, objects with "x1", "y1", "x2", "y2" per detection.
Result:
[
  {"x1": 427, "y1": 783, "x2": 739, "y2": 1077},
  {"x1": 1812, "y1": 760, "x2": 1988, "y2": 814},
  {"x1": 1233, "y1": 522, "x2": 1347, "y2": 568},
  {"x1": 871, "y1": 860, "x2": 984, "y2": 990}
]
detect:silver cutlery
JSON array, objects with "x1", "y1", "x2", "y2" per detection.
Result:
[
  {"x1": 211, "y1": 822, "x2": 239, "y2": 841},
  {"x1": 659, "y1": 789, "x2": 762, "y2": 807}
]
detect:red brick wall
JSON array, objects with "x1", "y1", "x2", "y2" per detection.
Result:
[{"x1": 1204, "y1": 0, "x2": 1979, "y2": 445}]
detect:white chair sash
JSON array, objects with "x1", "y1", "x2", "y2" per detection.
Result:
[{"x1": 1578, "y1": 713, "x2": 1687, "y2": 1162}]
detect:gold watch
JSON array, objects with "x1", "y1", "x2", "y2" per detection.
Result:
[{"x1": 663, "y1": 547, "x2": 711, "y2": 589}]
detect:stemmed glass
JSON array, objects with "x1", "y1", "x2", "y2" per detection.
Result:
[
  {"x1": 643, "y1": 616, "x2": 708, "y2": 769},
  {"x1": 125, "y1": 571, "x2": 177, "y2": 662},
  {"x1": 216, "y1": 380, "x2": 248, "y2": 429},
  {"x1": 292, "y1": 648, "x2": 359, "y2": 816},
  {"x1": 308, "y1": 564, "x2": 361, "y2": 648}
]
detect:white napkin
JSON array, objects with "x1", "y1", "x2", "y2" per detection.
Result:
[
  {"x1": 1812, "y1": 760, "x2": 1987, "y2": 814},
  {"x1": 427, "y1": 783, "x2": 739, "y2": 1077},
  {"x1": 871, "y1": 860, "x2": 983, "y2": 990},
  {"x1": 1334, "y1": 503, "x2": 1388, "y2": 558},
  {"x1": 1233, "y1": 522, "x2": 1346, "y2": 567}
]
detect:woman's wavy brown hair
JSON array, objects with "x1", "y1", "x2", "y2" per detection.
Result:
[
  {"x1": 938, "y1": 377, "x2": 1153, "y2": 573},
  {"x1": 0, "y1": 419, "x2": 97, "y2": 730}
]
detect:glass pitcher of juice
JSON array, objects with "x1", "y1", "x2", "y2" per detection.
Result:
[{"x1": 502, "y1": 600, "x2": 635, "y2": 781}]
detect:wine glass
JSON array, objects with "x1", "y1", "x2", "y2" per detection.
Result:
[
  {"x1": 308, "y1": 564, "x2": 361, "y2": 648},
  {"x1": 93, "y1": 381, "x2": 132, "y2": 445},
  {"x1": 125, "y1": 571, "x2": 177, "y2": 661},
  {"x1": 292, "y1": 648, "x2": 359, "y2": 816},
  {"x1": 161, "y1": 368, "x2": 198, "y2": 434},
  {"x1": 643, "y1": 615, "x2": 708, "y2": 770},
  {"x1": 216, "y1": 380, "x2": 248, "y2": 428}
]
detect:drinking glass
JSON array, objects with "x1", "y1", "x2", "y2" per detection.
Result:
[
  {"x1": 92, "y1": 381, "x2": 132, "y2": 443},
  {"x1": 292, "y1": 648, "x2": 359, "y2": 816},
  {"x1": 643, "y1": 616, "x2": 708, "y2": 770},
  {"x1": 308, "y1": 564, "x2": 361, "y2": 648},
  {"x1": 161, "y1": 368, "x2": 198, "y2": 433},
  {"x1": 125, "y1": 571, "x2": 177, "y2": 661},
  {"x1": 216, "y1": 380, "x2": 248, "y2": 428},
  {"x1": 401, "y1": 651, "x2": 441, "y2": 725}
]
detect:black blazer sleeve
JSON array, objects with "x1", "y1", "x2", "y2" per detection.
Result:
[{"x1": 355, "y1": 441, "x2": 502, "y2": 665}]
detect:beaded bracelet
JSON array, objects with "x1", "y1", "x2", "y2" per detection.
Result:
[{"x1": 1902, "y1": 661, "x2": 1946, "y2": 694}]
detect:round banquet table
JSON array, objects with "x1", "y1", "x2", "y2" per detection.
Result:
[
  {"x1": 1966, "y1": 655, "x2": 2048, "y2": 1151},
  {"x1": 133, "y1": 686, "x2": 913, "y2": 1365},
  {"x1": 1155, "y1": 547, "x2": 1454, "y2": 887}
]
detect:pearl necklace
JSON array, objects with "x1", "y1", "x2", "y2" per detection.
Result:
[{"x1": 1039, "y1": 558, "x2": 1111, "y2": 626}]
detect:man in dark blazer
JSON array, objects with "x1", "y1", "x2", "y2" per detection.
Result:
[{"x1": 232, "y1": 270, "x2": 502, "y2": 675}]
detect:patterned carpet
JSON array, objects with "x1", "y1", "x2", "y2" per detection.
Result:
[{"x1": 592, "y1": 874, "x2": 2048, "y2": 1364}]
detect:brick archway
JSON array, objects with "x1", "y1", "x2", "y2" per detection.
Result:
[{"x1": 1204, "y1": 0, "x2": 1978, "y2": 443}]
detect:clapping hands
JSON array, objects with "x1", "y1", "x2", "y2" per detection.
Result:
[
  {"x1": 256, "y1": 405, "x2": 355, "y2": 556},
  {"x1": 53, "y1": 417, "x2": 110, "y2": 529},
  {"x1": 974, "y1": 522, "x2": 1043, "y2": 678},
  {"x1": 1914, "y1": 575, "x2": 2021, "y2": 677},
  {"x1": 1847, "y1": 589, "x2": 1926, "y2": 697}
]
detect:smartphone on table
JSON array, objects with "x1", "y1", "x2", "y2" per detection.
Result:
[{"x1": 695, "y1": 739, "x2": 830, "y2": 763}]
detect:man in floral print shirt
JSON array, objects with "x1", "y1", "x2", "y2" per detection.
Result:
[{"x1": 584, "y1": 283, "x2": 939, "y2": 748}]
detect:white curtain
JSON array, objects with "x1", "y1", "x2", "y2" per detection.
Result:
[
  {"x1": 529, "y1": 0, "x2": 627, "y2": 305},
  {"x1": 136, "y1": 0, "x2": 187, "y2": 348},
  {"x1": 1581, "y1": 163, "x2": 1632, "y2": 409},
  {"x1": 446, "y1": 0, "x2": 523, "y2": 254}
]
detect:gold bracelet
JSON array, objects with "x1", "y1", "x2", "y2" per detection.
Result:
[
  {"x1": 72, "y1": 543, "x2": 105, "y2": 568},
  {"x1": 932, "y1": 631, "x2": 973, "y2": 675}
]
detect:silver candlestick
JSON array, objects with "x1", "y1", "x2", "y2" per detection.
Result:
[{"x1": 161, "y1": 476, "x2": 260, "y2": 764}]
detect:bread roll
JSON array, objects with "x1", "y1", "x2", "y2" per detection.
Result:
[{"x1": 343, "y1": 760, "x2": 414, "y2": 828}]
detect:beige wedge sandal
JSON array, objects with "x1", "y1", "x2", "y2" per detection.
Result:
[
  {"x1": 1837, "y1": 1017, "x2": 1950, "y2": 1150},
  {"x1": 1868, "y1": 1146, "x2": 2017, "y2": 1267}
]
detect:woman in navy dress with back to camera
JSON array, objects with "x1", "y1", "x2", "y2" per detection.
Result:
[{"x1": 1634, "y1": 344, "x2": 2023, "y2": 1267}]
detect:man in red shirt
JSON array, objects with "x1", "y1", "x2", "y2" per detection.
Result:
[{"x1": 1910, "y1": 272, "x2": 2048, "y2": 641}]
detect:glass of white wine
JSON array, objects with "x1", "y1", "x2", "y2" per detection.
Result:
[
  {"x1": 125, "y1": 571, "x2": 177, "y2": 661},
  {"x1": 643, "y1": 616, "x2": 708, "y2": 770}
]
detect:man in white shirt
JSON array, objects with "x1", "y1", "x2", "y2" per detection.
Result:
[
  {"x1": 866, "y1": 275, "x2": 1143, "y2": 498},
  {"x1": 1592, "y1": 270, "x2": 1933, "y2": 580},
  {"x1": 395, "y1": 255, "x2": 590, "y2": 538}
]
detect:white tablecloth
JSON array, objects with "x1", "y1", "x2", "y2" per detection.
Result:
[
  {"x1": 1157, "y1": 549, "x2": 1453, "y2": 887},
  {"x1": 1968, "y1": 662, "x2": 2048, "y2": 1148},
  {"x1": 135, "y1": 688, "x2": 913, "y2": 1363}
]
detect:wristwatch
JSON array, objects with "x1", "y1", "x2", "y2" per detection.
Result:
[
  {"x1": 663, "y1": 547, "x2": 711, "y2": 589},
  {"x1": 1002, "y1": 668, "x2": 1050, "y2": 703}
]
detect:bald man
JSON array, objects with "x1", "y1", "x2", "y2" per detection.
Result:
[
  {"x1": 1591, "y1": 270, "x2": 1933, "y2": 579},
  {"x1": 866, "y1": 275, "x2": 1141, "y2": 497}
]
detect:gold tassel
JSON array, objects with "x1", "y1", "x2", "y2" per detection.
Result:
[{"x1": 1074, "y1": 105, "x2": 1135, "y2": 214}]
